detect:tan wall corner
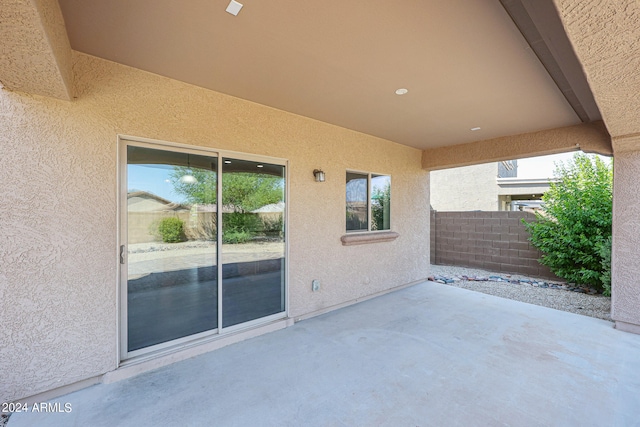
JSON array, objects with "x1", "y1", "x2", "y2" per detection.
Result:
[{"x1": 0, "y1": 0, "x2": 74, "y2": 100}]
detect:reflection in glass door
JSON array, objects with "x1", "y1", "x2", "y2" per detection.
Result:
[
  {"x1": 221, "y1": 158, "x2": 286, "y2": 328},
  {"x1": 123, "y1": 143, "x2": 287, "y2": 357},
  {"x1": 126, "y1": 146, "x2": 218, "y2": 352}
]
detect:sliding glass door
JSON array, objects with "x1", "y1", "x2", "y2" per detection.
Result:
[
  {"x1": 122, "y1": 141, "x2": 286, "y2": 358},
  {"x1": 125, "y1": 146, "x2": 219, "y2": 352},
  {"x1": 221, "y1": 158, "x2": 286, "y2": 328}
]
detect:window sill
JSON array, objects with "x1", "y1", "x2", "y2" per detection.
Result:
[{"x1": 340, "y1": 231, "x2": 399, "y2": 246}]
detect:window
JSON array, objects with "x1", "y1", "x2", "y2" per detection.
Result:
[{"x1": 346, "y1": 172, "x2": 391, "y2": 232}]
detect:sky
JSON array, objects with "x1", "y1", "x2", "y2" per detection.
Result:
[
  {"x1": 128, "y1": 164, "x2": 184, "y2": 202},
  {"x1": 516, "y1": 152, "x2": 575, "y2": 179},
  {"x1": 516, "y1": 152, "x2": 611, "y2": 179}
]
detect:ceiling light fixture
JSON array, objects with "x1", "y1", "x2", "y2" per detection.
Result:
[
  {"x1": 226, "y1": 0, "x2": 243, "y2": 16},
  {"x1": 224, "y1": 160, "x2": 231, "y2": 164},
  {"x1": 471, "y1": 127, "x2": 481, "y2": 131},
  {"x1": 395, "y1": 88, "x2": 408, "y2": 95},
  {"x1": 257, "y1": 164, "x2": 264, "y2": 168},
  {"x1": 180, "y1": 154, "x2": 198, "y2": 184}
]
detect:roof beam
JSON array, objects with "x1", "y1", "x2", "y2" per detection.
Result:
[
  {"x1": 0, "y1": 0, "x2": 74, "y2": 100},
  {"x1": 422, "y1": 121, "x2": 611, "y2": 171},
  {"x1": 500, "y1": 0, "x2": 601, "y2": 122}
]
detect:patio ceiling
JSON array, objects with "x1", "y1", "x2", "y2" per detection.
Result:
[{"x1": 55, "y1": 0, "x2": 600, "y2": 150}]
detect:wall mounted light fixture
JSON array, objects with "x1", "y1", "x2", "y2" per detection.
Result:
[{"x1": 313, "y1": 169, "x2": 325, "y2": 182}]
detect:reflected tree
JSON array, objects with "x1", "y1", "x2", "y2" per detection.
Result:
[
  {"x1": 371, "y1": 181, "x2": 391, "y2": 231},
  {"x1": 170, "y1": 167, "x2": 284, "y2": 243},
  {"x1": 170, "y1": 167, "x2": 282, "y2": 212}
]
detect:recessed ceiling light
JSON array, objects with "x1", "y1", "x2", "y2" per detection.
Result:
[
  {"x1": 224, "y1": 160, "x2": 231, "y2": 164},
  {"x1": 471, "y1": 127, "x2": 481, "y2": 131},
  {"x1": 226, "y1": 0, "x2": 243, "y2": 16},
  {"x1": 257, "y1": 164, "x2": 264, "y2": 168},
  {"x1": 395, "y1": 88, "x2": 409, "y2": 95}
]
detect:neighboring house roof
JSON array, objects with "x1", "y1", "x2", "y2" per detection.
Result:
[
  {"x1": 252, "y1": 202, "x2": 285, "y2": 213},
  {"x1": 127, "y1": 191, "x2": 189, "y2": 212},
  {"x1": 127, "y1": 191, "x2": 237, "y2": 213},
  {"x1": 496, "y1": 177, "x2": 558, "y2": 197}
]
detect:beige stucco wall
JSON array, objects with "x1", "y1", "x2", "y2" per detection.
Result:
[
  {"x1": 0, "y1": 52, "x2": 430, "y2": 402},
  {"x1": 553, "y1": 0, "x2": 640, "y2": 332},
  {"x1": 611, "y1": 151, "x2": 640, "y2": 330},
  {"x1": 0, "y1": 0, "x2": 73, "y2": 99},
  {"x1": 430, "y1": 163, "x2": 498, "y2": 211},
  {"x1": 552, "y1": 0, "x2": 640, "y2": 141}
]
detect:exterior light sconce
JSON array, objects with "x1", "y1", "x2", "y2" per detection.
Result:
[{"x1": 313, "y1": 169, "x2": 325, "y2": 182}]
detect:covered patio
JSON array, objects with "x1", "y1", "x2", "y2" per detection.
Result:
[
  {"x1": 4, "y1": 0, "x2": 640, "y2": 412},
  {"x1": 10, "y1": 282, "x2": 640, "y2": 426}
]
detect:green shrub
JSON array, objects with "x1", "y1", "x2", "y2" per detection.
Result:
[
  {"x1": 223, "y1": 230, "x2": 252, "y2": 244},
  {"x1": 599, "y1": 236, "x2": 612, "y2": 296},
  {"x1": 222, "y1": 212, "x2": 260, "y2": 244},
  {"x1": 158, "y1": 217, "x2": 185, "y2": 243},
  {"x1": 522, "y1": 153, "x2": 612, "y2": 292},
  {"x1": 223, "y1": 212, "x2": 261, "y2": 232}
]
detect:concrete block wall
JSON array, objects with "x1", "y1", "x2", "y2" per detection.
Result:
[
  {"x1": 431, "y1": 211, "x2": 559, "y2": 280},
  {"x1": 430, "y1": 209, "x2": 437, "y2": 264}
]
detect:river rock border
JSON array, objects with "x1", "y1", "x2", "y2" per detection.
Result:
[{"x1": 428, "y1": 274, "x2": 600, "y2": 295}]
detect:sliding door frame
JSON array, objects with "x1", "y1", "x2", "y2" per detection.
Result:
[{"x1": 117, "y1": 135, "x2": 289, "y2": 363}]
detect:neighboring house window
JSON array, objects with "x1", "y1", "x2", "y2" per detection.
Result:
[
  {"x1": 498, "y1": 160, "x2": 518, "y2": 178},
  {"x1": 346, "y1": 171, "x2": 391, "y2": 232}
]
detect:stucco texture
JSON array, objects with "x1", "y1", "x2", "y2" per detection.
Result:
[
  {"x1": 430, "y1": 163, "x2": 498, "y2": 211},
  {"x1": 554, "y1": 0, "x2": 640, "y2": 140},
  {"x1": 611, "y1": 152, "x2": 640, "y2": 324},
  {"x1": 0, "y1": 0, "x2": 73, "y2": 99},
  {"x1": 0, "y1": 52, "x2": 430, "y2": 402}
]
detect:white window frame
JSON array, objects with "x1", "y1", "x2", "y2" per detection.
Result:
[{"x1": 345, "y1": 169, "x2": 391, "y2": 233}]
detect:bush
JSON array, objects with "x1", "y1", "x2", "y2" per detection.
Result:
[
  {"x1": 522, "y1": 153, "x2": 612, "y2": 292},
  {"x1": 599, "y1": 236, "x2": 612, "y2": 296},
  {"x1": 223, "y1": 230, "x2": 252, "y2": 244},
  {"x1": 222, "y1": 212, "x2": 260, "y2": 244},
  {"x1": 158, "y1": 217, "x2": 185, "y2": 243}
]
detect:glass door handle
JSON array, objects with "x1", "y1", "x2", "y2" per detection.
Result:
[{"x1": 120, "y1": 245, "x2": 125, "y2": 264}]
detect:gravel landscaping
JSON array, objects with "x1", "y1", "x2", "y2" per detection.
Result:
[{"x1": 430, "y1": 264, "x2": 612, "y2": 322}]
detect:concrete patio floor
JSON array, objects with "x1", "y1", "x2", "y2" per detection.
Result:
[{"x1": 10, "y1": 281, "x2": 640, "y2": 427}]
